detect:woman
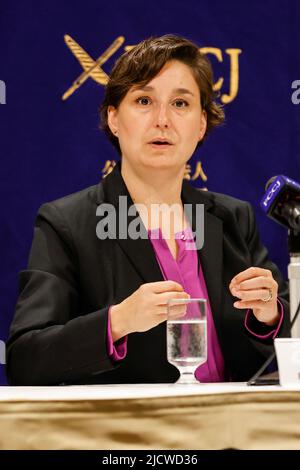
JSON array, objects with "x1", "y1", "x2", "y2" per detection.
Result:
[{"x1": 6, "y1": 35, "x2": 289, "y2": 385}]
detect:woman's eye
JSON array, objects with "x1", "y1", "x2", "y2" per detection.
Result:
[
  {"x1": 136, "y1": 97, "x2": 151, "y2": 106},
  {"x1": 174, "y1": 99, "x2": 188, "y2": 108}
]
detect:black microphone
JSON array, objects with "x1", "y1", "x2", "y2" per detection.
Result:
[{"x1": 261, "y1": 175, "x2": 300, "y2": 231}]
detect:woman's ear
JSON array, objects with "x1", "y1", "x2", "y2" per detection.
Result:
[
  {"x1": 199, "y1": 110, "x2": 207, "y2": 141},
  {"x1": 107, "y1": 105, "x2": 118, "y2": 136}
]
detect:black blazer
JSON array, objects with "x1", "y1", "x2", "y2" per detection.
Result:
[{"x1": 6, "y1": 162, "x2": 290, "y2": 385}]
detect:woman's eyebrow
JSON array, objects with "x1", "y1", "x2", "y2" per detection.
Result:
[
  {"x1": 173, "y1": 88, "x2": 195, "y2": 97},
  {"x1": 130, "y1": 85, "x2": 195, "y2": 96}
]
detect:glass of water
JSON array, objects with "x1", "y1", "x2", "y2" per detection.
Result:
[{"x1": 167, "y1": 298, "x2": 207, "y2": 384}]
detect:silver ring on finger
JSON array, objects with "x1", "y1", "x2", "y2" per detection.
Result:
[{"x1": 261, "y1": 288, "x2": 273, "y2": 302}]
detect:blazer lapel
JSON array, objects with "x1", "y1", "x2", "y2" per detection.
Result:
[{"x1": 97, "y1": 162, "x2": 164, "y2": 284}]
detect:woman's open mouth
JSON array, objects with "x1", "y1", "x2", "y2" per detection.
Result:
[{"x1": 149, "y1": 139, "x2": 173, "y2": 149}]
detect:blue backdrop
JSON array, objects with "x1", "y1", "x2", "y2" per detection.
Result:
[{"x1": 1, "y1": 0, "x2": 299, "y2": 384}]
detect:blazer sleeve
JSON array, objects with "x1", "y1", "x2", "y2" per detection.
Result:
[
  {"x1": 6, "y1": 202, "x2": 117, "y2": 385},
  {"x1": 244, "y1": 201, "x2": 290, "y2": 340}
]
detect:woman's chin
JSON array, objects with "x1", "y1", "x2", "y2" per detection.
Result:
[{"x1": 141, "y1": 154, "x2": 180, "y2": 169}]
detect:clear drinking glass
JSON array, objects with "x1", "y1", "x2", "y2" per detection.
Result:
[{"x1": 167, "y1": 298, "x2": 207, "y2": 384}]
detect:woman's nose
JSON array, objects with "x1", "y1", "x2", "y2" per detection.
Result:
[{"x1": 155, "y1": 104, "x2": 170, "y2": 128}]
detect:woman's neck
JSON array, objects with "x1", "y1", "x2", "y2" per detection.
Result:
[
  {"x1": 120, "y1": 160, "x2": 184, "y2": 206},
  {"x1": 120, "y1": 160, "x2": 188, "y2": 232}
]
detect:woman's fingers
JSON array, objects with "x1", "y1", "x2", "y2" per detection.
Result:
[
  {"x1": 156, "y1": 290, "x2": 190, "y2": 306},
  {"x1": 233, "y1": 299, "x2": 273, "y2": 309},
  {"x1": 229, "y1": 268, "x2": 278, "y2": 302},
  {"x1": 229, "y1": 267, "x2": 273, "y2": 289},
  {"x1": 232, "y1": 287, "x2": 275, "y2": 302},
  {"x1": 148, "y1": 280, "x2": 185, "y2": 293},
  {"x1": 229, "y1": 267, "x2": 279, "y2": 324},
  {"x1": 235, "y1": 276, "x2": 274, "y2": 290},
  {"x1": 157, "y1": 303, "x2": 188, "y2": 317}
]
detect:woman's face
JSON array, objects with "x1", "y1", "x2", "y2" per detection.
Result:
[{"x1": 108, "y1": 60, "x2": 207, "y2": 173}]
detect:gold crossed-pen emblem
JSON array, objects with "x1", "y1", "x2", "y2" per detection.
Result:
[
  {"x1": 63, "y1": 36, "x2": 241, "y2": 104},
  {"x1": 62, "y1": 35, "x2": 125, "y2": 101}
]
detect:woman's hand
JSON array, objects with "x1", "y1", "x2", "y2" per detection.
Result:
[
  {"x1": 229, "y1": 267, "x2": 279, "y2": 325},
  {"x1": 110, "y1": 281, "x2": 190, "y2": 342}
]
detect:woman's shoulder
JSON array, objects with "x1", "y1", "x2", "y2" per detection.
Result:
[
  {"x1": 195, "y1": 188, "x2": 257, "y2": 230},
  {"x1": 205, "y1": 189, "x2": 251, "y2": 211},
  {"x1": 35, "y1": 182, "x2": 102, "y2": 229},
  {"x1": 48, "y1": 183, "x2": 100, "y2": 210},
  {"x1": 183, "y1": 179, "x2": 252, "y2": 214}
]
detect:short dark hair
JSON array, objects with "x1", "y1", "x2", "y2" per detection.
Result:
[{"x1": 100, "y1": 34, "x2": 224, "y2": 155}]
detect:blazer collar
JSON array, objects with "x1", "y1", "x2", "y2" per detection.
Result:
[{"x1": 96, "y1": 161, "x2": 223, "y2": 326}]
